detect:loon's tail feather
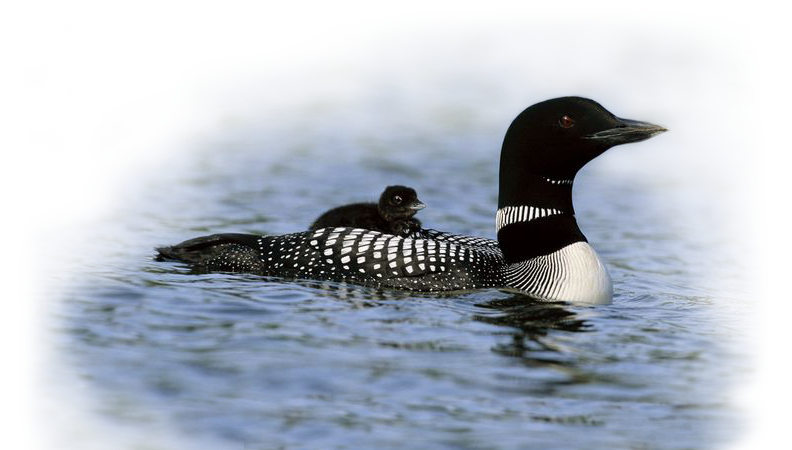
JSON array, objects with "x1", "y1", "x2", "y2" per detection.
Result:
[{"x1": 155, "y1": 233, "x2": 262, "y2": 264}]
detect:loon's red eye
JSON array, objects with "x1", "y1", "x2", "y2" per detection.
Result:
[{"x1": 559, "y1": 115, "x2": 575, "y2": 129}]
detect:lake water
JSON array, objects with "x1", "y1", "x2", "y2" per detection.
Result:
[{"x1": 46, "y1": 95, "x2": 750, "y2": 450}]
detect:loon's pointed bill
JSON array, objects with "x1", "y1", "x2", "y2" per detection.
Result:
[
  {"x1": 584, "y1": 118, "x2": 667, "y2": 145},
  {"x1": 157, "y1": 97, "x2": 666, "y2": 305}
]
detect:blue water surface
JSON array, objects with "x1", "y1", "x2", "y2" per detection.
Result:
[{"x1": 51, "y1": 97, "x2": 748, "y2": 450}]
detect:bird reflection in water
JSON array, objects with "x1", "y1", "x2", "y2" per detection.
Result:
[{"x1": 473, "y1": 294, "x2": 590, "y2": 365}]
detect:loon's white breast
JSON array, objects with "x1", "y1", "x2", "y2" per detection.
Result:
[{"x1": 501, "y1": 241, "x2": 612, "y2": 305}]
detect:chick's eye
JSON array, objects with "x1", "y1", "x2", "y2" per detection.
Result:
[
  {"x1": 559, "y1": 115, "x2": 575, "y2": 129},
  {"x1": 391, "y1": 195, "x2": 403, "y2": 205}
]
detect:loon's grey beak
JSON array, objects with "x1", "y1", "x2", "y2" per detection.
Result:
[
  {"x1": 584, "y1": 118, "x2": 667, "y2": 146},
  {"x1": 410, "y1": 200, "x2": 426, "y2": 211}
]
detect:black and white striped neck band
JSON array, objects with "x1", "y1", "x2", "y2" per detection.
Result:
[{"x1": 496, "y1": 205, "x2": 564, "y2": 233}]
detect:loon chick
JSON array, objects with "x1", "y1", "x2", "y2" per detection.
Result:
[
  {"x1": 309, "y1": 185, "x2": 425, "y2": 237},
  {"x1": 156, "y1": 97, "x2": 666, "y2": 305}
]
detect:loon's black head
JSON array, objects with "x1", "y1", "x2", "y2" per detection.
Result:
[
  {"x1": 498, "y1": 97, "x2": 666, "y2": 209},
  {"x1": 378, "y1": 185, "x2": 425, "y2": 220},
  {"x1": 500, "y1": 97, "x2": 666, "y2": 180}
]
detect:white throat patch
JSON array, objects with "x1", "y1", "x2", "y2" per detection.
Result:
[{"x1": 544, "y1": 177, "x2": 573, "y2": 185}]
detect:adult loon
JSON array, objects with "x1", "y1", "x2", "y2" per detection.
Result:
[
  {"x1": 309, "y1": 185, "x2": 425, "y2": 237},
  {"x1": 156, "y1": 97, "x2": 666, "y2": 305}
]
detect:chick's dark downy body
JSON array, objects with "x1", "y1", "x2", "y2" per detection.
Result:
[{"x1": 309, "y1": 185, "x2": 425, "y2": 237}]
